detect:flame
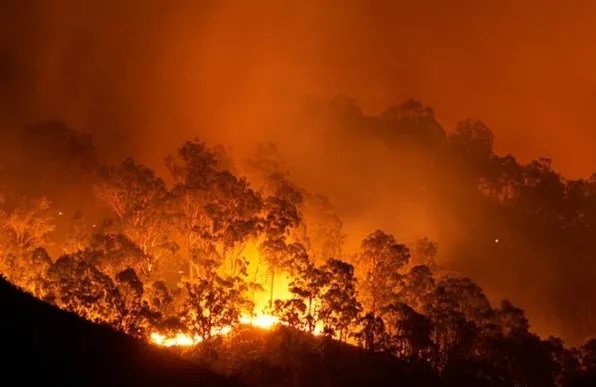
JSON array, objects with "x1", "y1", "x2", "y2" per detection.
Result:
[
  {"x1": 148, "y1": 246, "x2": 326, "y2": 348},
  {"x1": 149, "y1": 323, "x2": 237, "y2": 347},
  {"x1": 150, "y1": 332, "x2": 202, "y2": 347},
  {"x1": 239, "y1": 313, "x2": 281, "y2": 329},
  {"x1": 149, "y1": 313, "x2": 285, "y2": 347},
  {"x1": 149, "y1": 310, "x2": 329, "y2": 347}
]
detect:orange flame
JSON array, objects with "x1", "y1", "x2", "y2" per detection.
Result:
[
  {"x1": 149, "y1": 313, "x2": 289, "y2": 347},
  {"x1": 149, "y1": 311, "x2": 327, "y2": 347}
]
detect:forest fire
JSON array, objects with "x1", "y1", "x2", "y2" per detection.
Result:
[
  {"x1": 2, "y1": 120, "x2": 596, "y2": 386},
  {"x1": 149, "y1": 311, "x2": 326, "y2": 348}
]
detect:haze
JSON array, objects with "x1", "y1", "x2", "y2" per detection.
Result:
[{"x1": 2, "y1": 0, "x2": 595, "y2": 175}]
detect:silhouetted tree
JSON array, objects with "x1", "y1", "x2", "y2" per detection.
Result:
[
  {"x1": 275, "y1": 259, "x2": 327, "y2": 333},
  {"x1": 178, "y1": 274, "x2": 250, "y2": 342},
  {"x1": 95, "y1": 158, "x2": 177, "y2": 274},
  {"x1": 0, "y1": 247, "x2": 52, "y2": 297},
  {"x1": 398, "y1": 264, "x2": 436, "y2": 314},
  {"x1": 359, "y1": 230, "x2": 410, "y2": 315},
  {"x1": 354, "y1": 312, "x2": 390, "y2": 352},
  {"x1": 116, "y1": 268, "x2": 148, "y2": 336},
  {"x1": 295, "y1": 192, "x2": 345, "y2": 265},
  {"x1": 383, "y1": 302, "x2": 434, "y2": 360},
  {"x1": 168, "y1": 141, "x2": 262, "y2": 282},
  {"x1": 46, "y1": 255, "x2": 123, "y2": 326},
  {"x1": 0, "y1": 197, "x2": 55, "y2": 254},
  {"x1": 319, "y1": 258, "x2": 362, "y2": 342},
  {"x1": 82, "y1": 233, "x2": 152, "y2": 279}
]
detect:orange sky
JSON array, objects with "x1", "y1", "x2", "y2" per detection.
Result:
[{"x1": 1, "y1": 0, "x2": 595, "y2": 177}]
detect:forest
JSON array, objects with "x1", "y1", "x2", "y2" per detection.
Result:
[{"x1": 1, "y1": 98, "x2": 596, "y2": 387}]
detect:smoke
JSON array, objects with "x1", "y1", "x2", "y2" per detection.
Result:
[
  {"x1": 1, "y1": 0, "x2": 596, "y2": 342},
  {"x1": 3, "y1": 0, "x2": 596, "y2": 172}
]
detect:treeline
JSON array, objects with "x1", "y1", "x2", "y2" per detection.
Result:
[{"x1": 0, "y1": 99, "x2": 594, "y2": 387}]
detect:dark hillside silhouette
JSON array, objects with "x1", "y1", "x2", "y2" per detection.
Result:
[
  {"x1": 186, "y1": 326, "x2": 442, "y2": 387},
  {"x1": 0, "y1": 276, "x2": 243, "y2": 387}
]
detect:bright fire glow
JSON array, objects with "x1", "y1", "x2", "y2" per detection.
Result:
[
  {"x1": 148, "y1": 244, "x2": 327, "y2": 348},
  {"x1": 150, "y1": 313, "x2": 287, "y2": 347},
  {"x1": 149, "y1": 323, "x2": 236, "y2": 347},
  {"x1": 239, "y1": 313, "x2": 281, "y2": 329},
  {"x1": 150, "y1": 332, "x2": 203, "y2": 347}
]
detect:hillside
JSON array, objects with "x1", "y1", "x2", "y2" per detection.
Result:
[
  {"x1": 0, "y1": 276, "x2": 243, "y2": 387},
  {"x1": 179, "y1": 326, "x2": 442, "y2": 387}
]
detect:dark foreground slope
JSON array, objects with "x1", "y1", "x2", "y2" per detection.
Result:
[
  {"x1": 0, "y1": 276, "x2": 243, "y2": 387},
  {"x1": 183, "y1": 326, "x2": 596, "y2": 387},
  {"x1": 182, "y1": 326, "x2": 442, "y2": 387}
]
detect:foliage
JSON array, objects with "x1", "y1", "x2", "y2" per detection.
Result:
[
  {"x1": 318, "y1": 258, "x2": 362, "y2": 341},
  {"x1": 178, "y1": 274, "x2": 251, "y2": 342},
  {"x1": 46, "y1": 255, "x2": 123, "y2": 326},
  {"x1": 359, "y1": 230, "x2": 410, "y2": 314}
]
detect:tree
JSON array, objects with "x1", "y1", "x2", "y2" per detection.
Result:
[
  {"x1": 480, "y1": 154, "x2": 524, "y2": 202},
  {"x1": 177, "y1": 273, "x2": 250, "y2": 342},
  {"x1": 427, "y1": 279, "x2": 480, "y2": 368},
  {"x1": 381, "y1": 99, "x2": 446, "y2": 148},
  {"x1": 318, "y1": 258, "x2": 362, "y2": 342},
  {"x1": 544, "y1": 336, "x2": 581, "y2": 387},
  {"x1": 260, "y1": 173, "x2": 302, "y2": 241},
  {"x1": 448, "y1": 119, "x2": 494, "y2": 171},
  {"x1": 518, "y1": 158, "x2": 566, "y2": 221},
  {"x1": 382, "y1": 302, "x2": 434, "y2": 360},
  {"x1": 167, "y1": 141, "x2": 262, "y2": 282},
  {"x1": 46, "y1": 255, "x2": 123, "y2": 326},
  {"x1": 81, "y1": 233, "x2": 152, "y2": 279},
  {"x1": 244, "y1": 142, "x2": 288, "y2": 186},
  {"x1": 0, "y1": 197, "x2": 55, "y2": 254},
  {"x1": 497, "y1": 299, "x2": 530, "y2": 337},
  {"x1": 398, "y1": 265, "x2": 436, "y2": 314},
  {"x1": 0, "y1": 247, "x2": 52, "y2": 297},
  {"x1": 143, "y1": 280, "x2": 185, "y2": 335},
  {"x1": 0, "y1": 198, "x2": 55, "y2": 293},
  {"x1": 258, "y1": 173, "x2": 303, "y2": 305},
  {"x1": 353, "y1": 312, "x2": 390, "y2": 353},
  {"x1": 504, "y1": 333, "x2": 559, "y2": 387},
  {"x1": 61, "y1": 210, "x2": 96, "y2": 255},
  {"x1": 116, "y1": 268, "x2": 148, "y2": 336},
  {"x1": 359, "y1": 230, "x2": 410, "y2": 315},
  {"x1": 260, "y1": 240, "x2": 310, "y2": 308},
  {"x1": 437, "y1": 277, "x2": 495, "y2": 329},
  {"x1": 296, "y1": 192, "x2": 345, "y2": 265},
  {"x1": 145, "y1": 281, "x2": 174, "y2": 315},
  {"x1": 274, "y1": 259, "x2": 327, "y2": 333},
  {"x1": 412, "y1": 237, "x2": 438, "y2": 269},
  {"x1": 579, "y1": 339, "x2": 596, "y2": 373},
  {"x1": 95, "y1": 158, "x2": 176, "y2": 272}
]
